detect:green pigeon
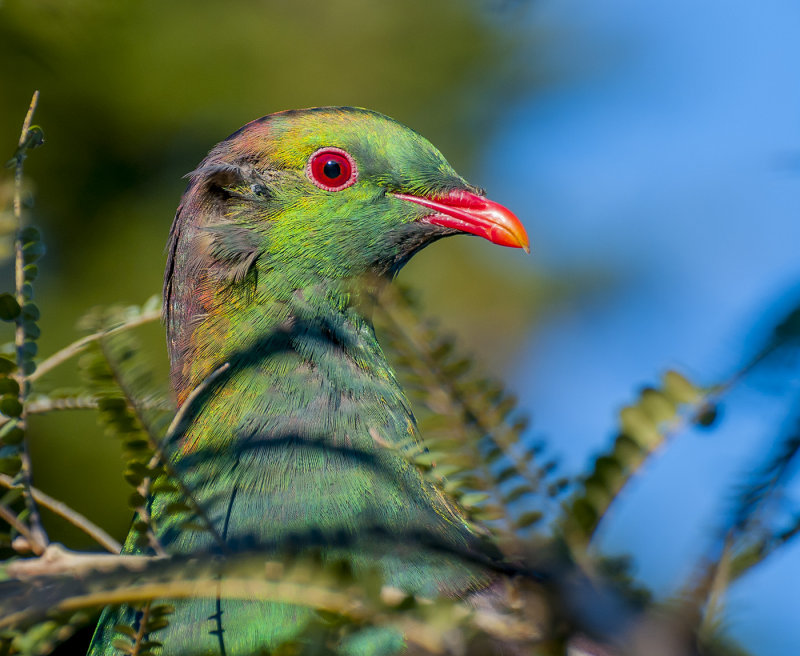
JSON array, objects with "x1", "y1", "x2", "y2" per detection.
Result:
[{"x1": 88, "y1": 107, "x2": 529, "y2": 656}]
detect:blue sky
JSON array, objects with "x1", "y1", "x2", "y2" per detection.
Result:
[{"x1": 485, "y1": 1, "x2": 800, "y2": 653}]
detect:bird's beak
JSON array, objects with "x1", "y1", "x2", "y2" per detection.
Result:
[{"x1": 392, "y1": 189, "x2": 530, "y2": 253}]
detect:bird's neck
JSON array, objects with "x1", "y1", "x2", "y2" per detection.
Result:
[{"x1": 169, "y1": 271, "x2": 413, "y2": 454}]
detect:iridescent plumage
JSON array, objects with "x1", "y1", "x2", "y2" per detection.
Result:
[{"x1": 89, "y1": 107, "x2": 526, "y2": 655}]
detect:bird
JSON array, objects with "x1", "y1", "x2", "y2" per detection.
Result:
[{"x1": 88, "y1": 106, "x2": 529, "y2": 656}]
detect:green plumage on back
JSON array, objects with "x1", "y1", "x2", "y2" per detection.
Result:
[{"x1": 89, "y1": 107, "x2": 528, "y2": 655}]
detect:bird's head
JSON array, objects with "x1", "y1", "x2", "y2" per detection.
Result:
[
  {"x1": 164, "y1": 107, "x2": 527, "y2": 392},
  {"x1": 168, "y1": 106, "x2": 526, "y2": 281}
]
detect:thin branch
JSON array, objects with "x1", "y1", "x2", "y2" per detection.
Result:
[
  {"x1": 54, "y1": 582, "x2": 449, "y2": 656},
  {"x1": 1, "y1": 546, "x2": 504, "y2": 655},
  {"x1": 0, "y1": 473, "x2": 121, "y2": 553},
  {"x1": 694, "y1": 409, "x2": 800, "y2": 588},
  {"x1": 26, "y1": 395, "x2": 99, "y2": 414},
  {"x1": 730, "y1": 515, "x2": 800, "y2": 582},
  {"x1": 6, "y1": 543, "x2": 152, "y2": 578},
  {"x1": 29, "y1": 308, "x2": 161, "y2": 383},
  {"x1": 165, "y1": 361, "x2": 230, "y2": 437},
  {"x1": 0, "y1": 395, "x2": 174, "y2": 429},
  {"x1": 11, "y1": 90, "x2": 39, "y2": 219},
  {"x1": 133, "y1": 453, "x2": 167, "y2": 558},
  {"x1": 0, "y1": 502, "x2": 45, "y2": 555},
  {"x1": 669, "y1": 351, "x2": 800, "y2": 635},
  {"x1": 12, "y1": 89, "x2": 47, "y2": 549},
  {"x1": 8, "y1": 576, "x2": 363, "y2": 626}
]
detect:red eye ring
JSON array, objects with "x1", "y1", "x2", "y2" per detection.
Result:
[{"x1": 306, "y1": 147, "x2": 358, "y2": 191}]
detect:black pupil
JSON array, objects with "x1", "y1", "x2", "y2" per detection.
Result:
[{"x1": 323, "y1": 159, "x2": 342, "y2": 179}]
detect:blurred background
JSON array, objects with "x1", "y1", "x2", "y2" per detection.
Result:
[{"x1": 1, "y1": 0, "x2": 799, "y2": 653}]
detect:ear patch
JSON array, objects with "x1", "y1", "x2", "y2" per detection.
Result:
[{"x1": 204, "y1": 224, "x2": 263, "y2": 284}]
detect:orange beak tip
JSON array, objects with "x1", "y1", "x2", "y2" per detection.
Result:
[{"x1": 393, "y1": 190, "x2": 530, "y2": 254}]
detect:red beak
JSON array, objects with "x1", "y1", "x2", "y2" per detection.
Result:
[{"x1": 392, "y1": 189, "x2": 529, "y2": 253}]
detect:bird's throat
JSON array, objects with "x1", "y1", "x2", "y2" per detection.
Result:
[{"x1": 169, "y1": 275, "x2": 414, "y2": 457}]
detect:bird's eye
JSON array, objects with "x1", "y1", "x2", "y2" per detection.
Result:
[{"x1": 307, "y1": 147, "x2": 357, "y2": 191}]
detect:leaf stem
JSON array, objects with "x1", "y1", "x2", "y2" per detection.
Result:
[
  {"x1": 0, "y1": 394, "x2": 174, "y2": 430},
  {"x1": 12, "y1": 90, "x2": 47, "y2": 549},
  {"x1": 0, "y1": 473, "x2": 121, "y2": 553},
  {"x1": 130, "y1": 601, "x2": 152, "y2": 656},
  {"x1": 29, "y1": 308, "x2": 161, "y2": 383}
]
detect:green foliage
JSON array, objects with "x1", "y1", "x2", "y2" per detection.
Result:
[
  {"x1": 112, "y1": 602, "x2": 173, "y2": 656},
  {"x1": 77, "y1": 305, "x2": 169, "y2": 554},
  {"x1": 0, "y1": 295, "x2": 20, "y2": 322},
  {"x1": 0, "y1": 99, "x2": 47, "y2": 557},
  {"x1": 373, "y1": 283, "x2": 567, "y2": 535},
  {"x1": 561, "y1": 370, "x2": 710, "y2": 547}
]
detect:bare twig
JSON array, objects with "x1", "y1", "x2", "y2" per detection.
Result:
[
  {"x1": 0, "y1": 397, "x2": 98, "y2": 431},
  {"x1": 0, "y1": 502, "x2": 45, "y2": 555},
  {"x1": 29, "y1": 308, "x2": 161, "y2": 383},
  {"x1": 26, "y1": 395, "x2": 99, "y2": 414},
  {"x1": 0, "y1": 395, "x2": 175, "y2": 430},
  {"x1": 0, "y1": 473, "x2": 121, "y2": 553},
  {"x1": 6, "y1": 543, "x2": 152, "y2": 579},
  {"x1": 11, "y1": 90, "x2": 47, "y2": 549}
]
